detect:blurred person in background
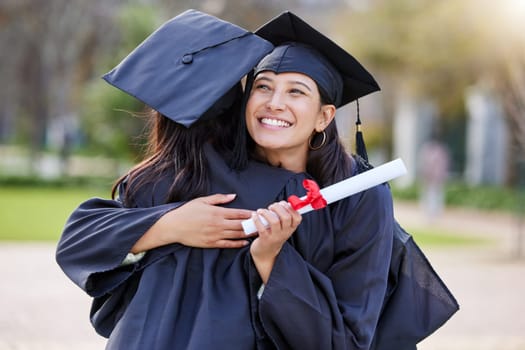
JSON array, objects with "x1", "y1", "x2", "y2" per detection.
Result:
[{"x1": 418, "y1": 135, "x2": 450, "y2": 221}]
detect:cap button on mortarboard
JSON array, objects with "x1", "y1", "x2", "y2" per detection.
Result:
[{"x1": 182, "y1": 54, "x2": 193, "y2": 64}]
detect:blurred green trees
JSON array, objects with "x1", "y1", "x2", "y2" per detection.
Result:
[
  {"x1": 333, "y1": 0, "x2": 525, "y2": 184},
  {"x1": 80, "y1": 4, "x2": 159, "y2": 159}
]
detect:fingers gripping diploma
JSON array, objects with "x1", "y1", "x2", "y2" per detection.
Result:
[{"x1": 249, "y1": 201, "x2": 302, "y2": 283}]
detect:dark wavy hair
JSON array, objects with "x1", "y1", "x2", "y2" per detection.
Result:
[{"x1": 111, "y1": 86, "x2": 246, "y2": 206}]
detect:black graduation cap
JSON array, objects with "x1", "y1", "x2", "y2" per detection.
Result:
[
  {"x1": 103, "y1": 9, "x2": 273, "y2": 127},
  {"x1": 254, "y1": 11, "x2": 380, "y2": 108},
  {"x1": 254, "y1": 11, "x2": 379, "y2": 160}
]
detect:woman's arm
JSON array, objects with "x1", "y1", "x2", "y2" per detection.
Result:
[
  {"x1": 132, "y1": 193, "x2": 254, "y2": 253},
  {"x1": 249, "y1": 200, "x2": 302, "y2": 283},
  {"x1": 250, "y1": 184, "x2": 394, "y2": 350},
  {"x1": 55, "y1": 197, "x2": 180, "y2": 295},
  {"x1": 56, "y1": 194, "x2": 253, "y2": 296}
]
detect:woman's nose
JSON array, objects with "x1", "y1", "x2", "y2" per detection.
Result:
[{"x1": 266, "y1": 91, "x2": 285, "y2": 111}]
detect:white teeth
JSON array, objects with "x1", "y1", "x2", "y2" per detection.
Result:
[{"x1": 261, "y1": 118, "x2": 291, "y2": 127}]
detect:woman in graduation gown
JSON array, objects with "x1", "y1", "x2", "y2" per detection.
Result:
[
  {"x1": 57, "y1": 10, "x2": 456, "y2": 350},
  {"x1": 57, "y1": 10, "x2": 392, "y2": 350},
  {"x1": 243, "y1": 12, "x2": 458, "y2": 350}
]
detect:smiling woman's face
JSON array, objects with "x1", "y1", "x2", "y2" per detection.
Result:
[{"x1": 245, "y1": 71, "x2": 335, "y2": 169}]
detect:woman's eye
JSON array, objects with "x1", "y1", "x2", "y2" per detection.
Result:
[
  {"x1": 254, "y1": 83, "x2": 270, "y2": 91},
  {"x1": 290, "y1": 88, "x2": 306, "y2": 95}
]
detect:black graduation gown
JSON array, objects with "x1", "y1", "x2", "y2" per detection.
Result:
[
  {"x1": 56, "y1": 144, "x2": 395, "y2": 349},
  {"x1": 344, "y1": 158, "x2": 460, "y2": 350},
  {"x1": 370, "y1": 222, "x2": 459, "y2": 349}
]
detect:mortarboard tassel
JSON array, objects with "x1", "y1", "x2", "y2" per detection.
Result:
[{"x1": 355, "y1": 99, "x2": 368, "y2": 162}]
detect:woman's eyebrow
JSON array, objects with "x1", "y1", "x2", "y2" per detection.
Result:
[
  {"x1": 254, "y1": 76, "x2": 273, "y2": 83},
  {"x1": 255, "y1": 75, "x2": 313, "y2": 92},
  {"x1": 289, "y1": 80, "x2": 312, "y2": 92}
]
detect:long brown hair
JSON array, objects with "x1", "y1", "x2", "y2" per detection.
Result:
[{"x1": 112, "y1": 91, "x2": 244, "y2": 206}]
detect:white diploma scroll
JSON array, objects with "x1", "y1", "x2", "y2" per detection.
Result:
[{"x1": 242, "y1": 158, "x2": 407, "y2": 234}]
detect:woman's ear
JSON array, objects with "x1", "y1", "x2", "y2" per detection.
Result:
[{"x1": 316, "y1": 105, "x2": 336, "y2": 132}]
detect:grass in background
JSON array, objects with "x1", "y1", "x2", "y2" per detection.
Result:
[
  {"x1": 0, "y1": 186, "x2": 109, "y2": 241},
  {"x1": 407, "y1": 227, "x2": 490, "y2": 247},
  {"x1": 391, "y1": 181, "x2": 522, "y2": 213}
]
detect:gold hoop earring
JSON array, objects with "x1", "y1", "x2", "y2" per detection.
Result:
[{"x1": 308, "y1": 130, "x2": 327, "y2": 150}]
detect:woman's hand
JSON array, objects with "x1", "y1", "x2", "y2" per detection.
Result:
[
  {"x1": 250, "y1": 201, "x2": 302, "y2": 283},
  {"x1": 131, "y1": 194, "x2": 254, "y2": 253}
]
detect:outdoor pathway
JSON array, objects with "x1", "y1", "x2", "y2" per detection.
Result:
[
  {"x1": 0, "y1": 201, "x2": 523, "y2": 349},
  {"x1": 397, "y1": 201, "x2": 525, "y2": 350}
]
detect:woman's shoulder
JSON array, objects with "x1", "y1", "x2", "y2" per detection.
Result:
[{"x1": 120, "y1": 172, "x2": 173, "y2": 208}]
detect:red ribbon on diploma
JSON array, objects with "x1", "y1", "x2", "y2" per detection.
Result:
[{"x1": 287, "y1": 179, "x2": 327, "y2": 211}]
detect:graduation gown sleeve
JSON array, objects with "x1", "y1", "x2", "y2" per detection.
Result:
[
  {"x1": 252, "y1": 179, "x2": 394, "y2": 350},
  {"x1": 55, "y1": 197, "x2": 181, "y2": 297}
]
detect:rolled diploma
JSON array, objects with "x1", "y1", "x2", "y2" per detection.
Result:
[{"x1": 242, "y1": 158, "x2": 407, "y2": 234}]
